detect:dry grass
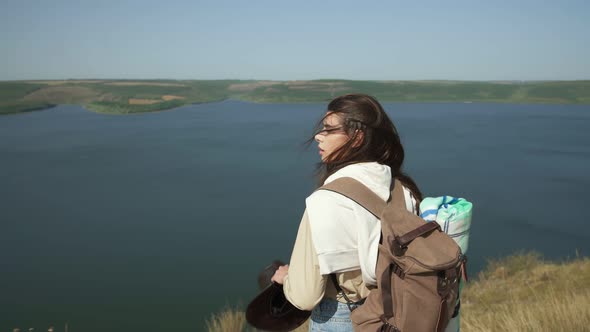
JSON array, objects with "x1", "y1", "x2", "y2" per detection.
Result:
[
  {"x1": 26, "y1": 80, "x2": 103, "y2": 85},
  {"x1": 104, "y1": 81, "x2": 186, "y2": 87},
  {"x1": 128, "y1": 95, "x2": 185, "y2": 104},
  {"x1": 206, "y1": 253, "x2": 590, "y2": 331},
  {"x1": 162, "y1": 95, "x2": 185, "y2": 101},
  {"x1": 205, "y1": 307, "x2": 249, "y2": 332},
  {"x1": 22, "y1": 86, "x2": 98, "y2": 103},
  {"x1": 205, "y1": 307, "x2": 309, "y2": 332},
  {"x1": 460, "y1": 253, "x2": 590, "y2": 332},
  {"x1": 461, "y1": 288, "x2": 590, "y2": 332},
  {"x1": 128, "y1": 98, "x2": 160, "y2": 105},
  {"x1": 227, "y1": 81, "x2": 278, "y2": 92}
]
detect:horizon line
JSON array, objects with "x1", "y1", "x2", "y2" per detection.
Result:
[{"x1": 2, "y1": 78, "x2": 590, "y2": 83}]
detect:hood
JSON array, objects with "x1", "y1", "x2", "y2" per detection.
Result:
[{"x1": 323, "y1": 162, "x2": 392, "y2": 201}]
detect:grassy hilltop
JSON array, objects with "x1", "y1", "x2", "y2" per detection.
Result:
[
  {"x1": 1, "y1": 79, "x2": 590, "y2": 115},
  {"x1": 206, "y1": 252, "x2": 590, "y2": 332}
]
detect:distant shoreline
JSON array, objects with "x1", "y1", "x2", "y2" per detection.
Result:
[{"x1": 1, "y1": 79, "x2": 589, "y2": 115}]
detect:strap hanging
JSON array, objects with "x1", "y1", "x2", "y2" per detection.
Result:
[
  {"x1": 329, "y1": 274, "x2": 357, "y2": 312},
  {"x1": 381, "y1": 263, "x2": 395, "y2": 320}
]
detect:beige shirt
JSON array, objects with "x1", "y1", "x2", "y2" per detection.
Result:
[{"x1": 283, "y1": 210, "x2": 372, "y2": 311}]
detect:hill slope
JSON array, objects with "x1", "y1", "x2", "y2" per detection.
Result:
[{"x1": 205, "y1": 252, "x2": 590, "y2": 332}]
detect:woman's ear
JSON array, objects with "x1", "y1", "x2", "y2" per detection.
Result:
[{"x1": 352, "y1": 130, "x2": 364, "y2": 148}]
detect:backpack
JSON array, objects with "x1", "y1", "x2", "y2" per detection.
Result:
[{"x1": 319, "y1": 177, "x2": 467, "y2": 332}]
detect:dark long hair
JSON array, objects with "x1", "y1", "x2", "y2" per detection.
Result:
[{"x1": 312, "y1": 93, "x2": 423, "y2": 204}]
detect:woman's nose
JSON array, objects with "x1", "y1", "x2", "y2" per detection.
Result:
[{"x1": 314, "y1": 133, "x2": 322, "y2": 142}]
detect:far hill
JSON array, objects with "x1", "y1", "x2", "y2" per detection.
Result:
[{"x1": 1, "y1": 79, "x2": 590, "y2": 115}]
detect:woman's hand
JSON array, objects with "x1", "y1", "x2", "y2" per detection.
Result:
[{"x1": 271, "y1": 264, "x2": 289, "y2": 284}]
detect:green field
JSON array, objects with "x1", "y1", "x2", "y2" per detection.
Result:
[{"x1": 1, "y1": 79, "x2": 589, "y2": 115}]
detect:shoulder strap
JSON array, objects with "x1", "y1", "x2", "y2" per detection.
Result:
[
  {"x1": 390, "y1": 177, "x2": 408, "y2": 211},
  {"x1": 318, "y1": 177, "x2": 387, "y2": 219}
]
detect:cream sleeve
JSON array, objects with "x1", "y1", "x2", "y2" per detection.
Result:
[{"x1": 283, "y1": 210, "x2": 327, "y2": 311}]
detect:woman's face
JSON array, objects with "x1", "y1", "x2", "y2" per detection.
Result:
[{"x1": 314, "y1": 112, "x2": 349, "y2": 162}]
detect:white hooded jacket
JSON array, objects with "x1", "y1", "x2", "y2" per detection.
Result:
[
  {"x1": 283, "y1": 162, "x2": 417, "y2": 310},
  {"x1": 307, "y1": 162, "x2": 416, "y2": 285}
]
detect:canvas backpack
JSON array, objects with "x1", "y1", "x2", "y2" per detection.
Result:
[{"x1": 319, "y1": 177, "x2": 467, "y2": 332}]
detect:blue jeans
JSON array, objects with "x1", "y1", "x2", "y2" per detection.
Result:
[{"x1": 309, "y1": 298, "x2": 363, "y2": 332}]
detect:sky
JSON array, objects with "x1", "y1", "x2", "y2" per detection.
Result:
[{"x1": 1, "y1": 0, "x2": 589, "y2": 81}]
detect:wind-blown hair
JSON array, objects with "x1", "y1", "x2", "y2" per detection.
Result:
[{"x1": 313, "y1": 93, "x2": 422, "y2": 204}]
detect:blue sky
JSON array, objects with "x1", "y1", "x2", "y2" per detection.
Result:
[{"x1": 1, "y1": 0, "x2": 589, "y2": 81}]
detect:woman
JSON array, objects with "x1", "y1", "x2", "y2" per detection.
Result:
[{"x1": 271, "y1": 94, "x2": 423, "y2": 331}]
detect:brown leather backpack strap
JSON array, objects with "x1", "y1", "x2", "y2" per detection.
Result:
[
  {"x1": 381, "y1": 263, "x2": 395, "y2": 319},
  {"x1": 389, "y1": 179, "x2": 407, "y2": 211},
  {"x1": 318, "y1": 177, "x2": 387, "y2": 219},
  {"x1": 397, "y1": 222, "x2": 441, "y2": 247},
  {"x1": 379, "y1": 263, "x2": 402, "y2": 332}
]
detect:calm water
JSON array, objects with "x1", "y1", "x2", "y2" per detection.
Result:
[{"x1": 1, "y1": 101, "x2": 589, "y2": 331}]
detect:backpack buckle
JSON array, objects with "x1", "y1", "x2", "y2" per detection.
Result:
[
  {"x1": 391, "y1": 262, "x2": 406, "y2": 279},
  {"x1": 392, "y1": 236, "x2": 407, "y2": 256}
]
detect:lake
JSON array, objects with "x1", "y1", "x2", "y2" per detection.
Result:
[{"x1": 1, "y1": 100, "x2": 589, "y2": 331}]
